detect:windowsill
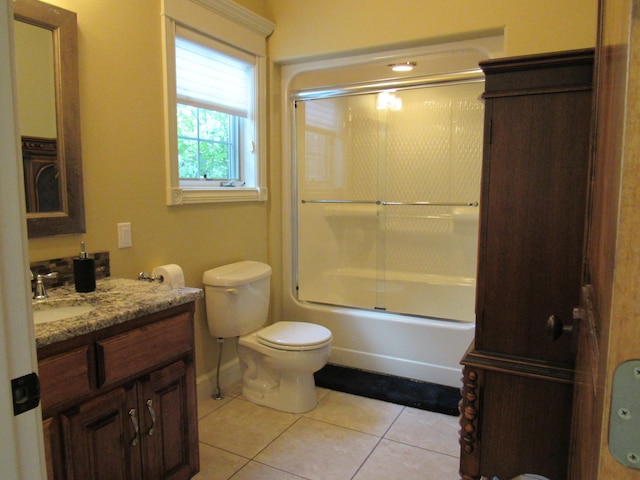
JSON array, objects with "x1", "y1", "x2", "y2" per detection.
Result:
[{"x1": 167, "y1": 186, "x2": 268, "y2": 205}]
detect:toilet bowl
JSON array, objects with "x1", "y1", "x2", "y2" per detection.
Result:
[
  {"x1": 202, "y1": 261, "x2": 333, "y2": 413},
  {"x1": 238, "y1": 322, "x2": 332, "y2": 412}
]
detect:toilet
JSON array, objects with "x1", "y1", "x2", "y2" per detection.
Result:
[{"x1": 202, "y1": 261, "x2": 332, "y2": 413}]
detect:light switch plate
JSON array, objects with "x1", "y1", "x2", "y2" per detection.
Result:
[
  {"x1": 609, "y1": 359, "x2": 640, "y2": 468},
  {"x1": 117, "y1": 222, "x2": 132, "y2": 248}
]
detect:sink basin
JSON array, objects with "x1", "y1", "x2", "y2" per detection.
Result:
[{"x1": 33, "y1": 305, "x2": 96, "y2": 324}]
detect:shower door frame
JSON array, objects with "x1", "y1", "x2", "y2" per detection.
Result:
[
  {"x1": 290, "y1": 72, "x2": 485, "y2": 320},
  {"x1": 278, "y1": 37, "x2": 504, "y2": 386}
]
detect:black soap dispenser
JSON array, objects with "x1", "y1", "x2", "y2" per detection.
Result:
[{"x1": 74, "y1": 242, "x2": 96, "y2": 292}]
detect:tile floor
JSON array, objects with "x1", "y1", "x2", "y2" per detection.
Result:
[{"x1": 194, "y1": 382, "x2": 461, "y2": 480}]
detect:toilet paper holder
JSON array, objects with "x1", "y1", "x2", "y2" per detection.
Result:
[{"x1": 138, "y1": 271, "x2": 164, "y2": 283}]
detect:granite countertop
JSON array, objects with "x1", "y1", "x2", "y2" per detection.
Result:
[{"x1": 34, "y1": 277, "x2": 203, "y2": 348}]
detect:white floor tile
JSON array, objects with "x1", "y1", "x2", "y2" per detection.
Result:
[
  {"x1": 198, "y1": 394, "x2": 234, "y2": 420},
  {"x1": 255, "y1": 417, "x2": 379, "y2": 480},
  {"x1": 199, "y1": 397, "x2": 300, "y2": 458},
  {"x1": 196, "y1": 388, "x2": 461, "y2": 480},
  {"x1": 305, "y1": 390, "x2": 403, "y2": 436},
  {"x1": 353, "y1": 439, "x2": 459, "y2": 480},
  {"x1": 232, "y1": 461, "x2": 307, "y2": 479},
  {"x1": 193, "y1": 443, "x2": 247, "y2": 480},
  {"x1": 385, "y1": 406, "x2": 461, "y2": 456}
]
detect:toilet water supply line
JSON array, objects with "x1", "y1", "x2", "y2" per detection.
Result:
[
  {"x1": 214, "y1": 287, "x2": 239, "y2": 399},
  {"x1": 215, "y1": 337, "x2": 224, "y2": 400}
]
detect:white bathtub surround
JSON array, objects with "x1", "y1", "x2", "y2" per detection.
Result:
[
  {"x1": 281, "y1": 38, "x2": 503, "y2": 389},
  {"x1": 299, "y1": 268, "x2": 477, "y2": 323}
]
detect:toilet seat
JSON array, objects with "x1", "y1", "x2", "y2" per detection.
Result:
[{"x1": 257, "y1": 321, "x2": 332, "y2": 351}]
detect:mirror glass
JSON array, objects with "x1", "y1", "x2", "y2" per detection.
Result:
[{"x1": 14, "y1": 0, "x2": 85, "y2": 237}]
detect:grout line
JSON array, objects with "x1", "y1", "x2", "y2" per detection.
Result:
[
  {"x1": 235, "y1": 460, "x2": 312, "y2": 480},
  {"x1": 349, "y1": 405, "x2": 407, "y2": 479},
  {"x1": 382, "y1": 405, "x2": 407, "y2": 438},
  {"x1": 198, "y1": 440, "x2": 252, "y2": 461},
  {"x1": 197, "y1": 395, "x2": 237, "y2": 421},
  {"x1": 349, "y1": 435, "x2": 384, "y2": 480},
  {"x1": 225, "y1": 460, "x2": 249, "y2": 480},
  {"x1": 296, "y1": 415, "x2": 382, "y2": 439},
  {"x1": 381, "y1": 437, "x2": 461, "y2": 460},
  {"x1": 249, "y1": 413, "x2": 306, "y2": 459}
]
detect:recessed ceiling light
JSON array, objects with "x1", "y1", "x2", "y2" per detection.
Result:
[{"x1": 389, "y1": 62, "x2": 417, "y2": 72}]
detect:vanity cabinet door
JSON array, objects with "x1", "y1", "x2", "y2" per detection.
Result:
[
  {"x1": 138, "y1": 359, "x2": 199, "y2": 480},
  {"x1": 61, "y1": 386, "x2": 142, "y2": 480},
  {"x1": 39, "y1": 345, "x2": 94, "y2": 412},
  {"x1": 58, "y1": 360, "x2": 198, "y2": 480},
  {"x1": 43, "y1": 417, "x2": 62, "y2": 480}
]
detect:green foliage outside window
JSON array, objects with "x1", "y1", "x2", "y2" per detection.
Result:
[{"x1": 177, "y1": 104, "x2": 237, "y2": 180}]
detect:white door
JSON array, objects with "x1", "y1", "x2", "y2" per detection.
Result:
[{"x1": 0, "y1": 0, "x2": 47, "y2": 478}]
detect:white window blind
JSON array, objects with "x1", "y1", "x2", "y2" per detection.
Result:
[{"x1": 175, "y1": 25, "x2": 254, "y2": 118}]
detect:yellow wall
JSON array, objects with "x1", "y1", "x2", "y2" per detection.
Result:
[
  {"x1": 26, "y1": 0, "x2": 270, "y2": 375},
  {"x1": 26, "y1": 0, "x2": 597, "y2": 379},
  {"x1": 265, "y1": 0, "x2": 597, "y2": 61}
]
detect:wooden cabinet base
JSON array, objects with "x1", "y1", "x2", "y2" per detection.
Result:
[
  {"x1": 39, "y1": 303, "x2": 199, "y2": 479},
  {"x1": 460, "y1": 349, "x2": 574, "y2": 480}
]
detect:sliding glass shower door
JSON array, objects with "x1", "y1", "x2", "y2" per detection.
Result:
[{"x1": 294, "y1": 81, "x2": 484, "y2": 320}]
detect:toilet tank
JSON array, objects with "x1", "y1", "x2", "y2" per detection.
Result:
[{"x1": 202, "y1": 261, "x2": 272, "y2": 338}]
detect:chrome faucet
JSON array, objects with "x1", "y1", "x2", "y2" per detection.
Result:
[
  {"x1": 34, "y1": 272, "x2": 59, "y2": 300},
  {"x1": 138, "y1": 272, "x2": 164, "y2": 283}
]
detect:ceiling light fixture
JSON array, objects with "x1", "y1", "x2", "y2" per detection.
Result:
[{"x1": 389, "y1": 62, "x2": 417, "y2": 72}]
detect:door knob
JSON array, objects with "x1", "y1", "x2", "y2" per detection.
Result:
[{"x1": 546, "y1": 314, "x2": 573, "y2": 340}]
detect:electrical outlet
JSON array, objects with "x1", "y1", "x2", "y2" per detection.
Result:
[{"x1": 117, "y1": 222, "x2": 132, "y2": 248}]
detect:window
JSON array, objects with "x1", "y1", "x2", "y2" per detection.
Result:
[
  {"x1": 174, "y1": 27, "x2": 253, "y2": 187},
  {"x1": 177, "y1": 104, "x2": 239, "y2": 182},
  {"x1": 162, "y1": 0, "x2": 274, "y2": 204}
]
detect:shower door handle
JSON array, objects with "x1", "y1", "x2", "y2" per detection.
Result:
[{"x1": 545, "y1": 314, "x2": 573, "y2": 340}]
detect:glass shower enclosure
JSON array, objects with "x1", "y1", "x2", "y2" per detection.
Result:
[{"x1": 294, "y1": 80, "x2": 485, "y2": 322}]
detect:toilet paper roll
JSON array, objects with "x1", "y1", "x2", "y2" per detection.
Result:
[{"x1": 151, "y1": 264, "x2": 185, "y2": 287}]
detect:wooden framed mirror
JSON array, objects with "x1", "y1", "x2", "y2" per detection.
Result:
[{"x1": 14, "y1": 0, "x2": 85, "y2": 237}]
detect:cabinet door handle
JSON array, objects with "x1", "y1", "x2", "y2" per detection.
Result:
[
  {"x1": 128, "y1": 408, "x2": 139, "y2": 446},
  {"x1": 146, "y1": 399, "x2": 156, "y2": 436}
]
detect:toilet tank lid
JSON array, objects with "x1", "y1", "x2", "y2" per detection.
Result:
[{"x1": 202, "y1": 261, "x2": 271, "y2": 287}]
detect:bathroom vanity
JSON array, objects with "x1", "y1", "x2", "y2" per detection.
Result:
[
  {"x1": 459, "y1": 49, "x2": 594, "y2": 480},
  {"x1": 34, "y1": 278, "x2": 203, "y2": 479}
]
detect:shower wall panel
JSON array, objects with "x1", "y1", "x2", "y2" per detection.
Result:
[{"x1": 296, "y1": 82, "x2": 484, "y2": 320}]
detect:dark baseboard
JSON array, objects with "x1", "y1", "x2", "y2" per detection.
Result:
[{"x1": 314, "y1": 364, "x2": 461, "y2": 416}]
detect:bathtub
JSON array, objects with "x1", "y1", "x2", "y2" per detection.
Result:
[
  {"x1": 299, "y1": 267, "x2": 476, "y2": 322},
  {"x1": 284, "y1": 268, "x2": 476, "y2": 388},
  {"x1": 280, "y1": 37, "x2": 502, "y2": 390}
]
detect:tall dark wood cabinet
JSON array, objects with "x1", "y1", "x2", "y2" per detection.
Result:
[{"x1": 459, "y1": 49, "x2": 594, "y2": 480}]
